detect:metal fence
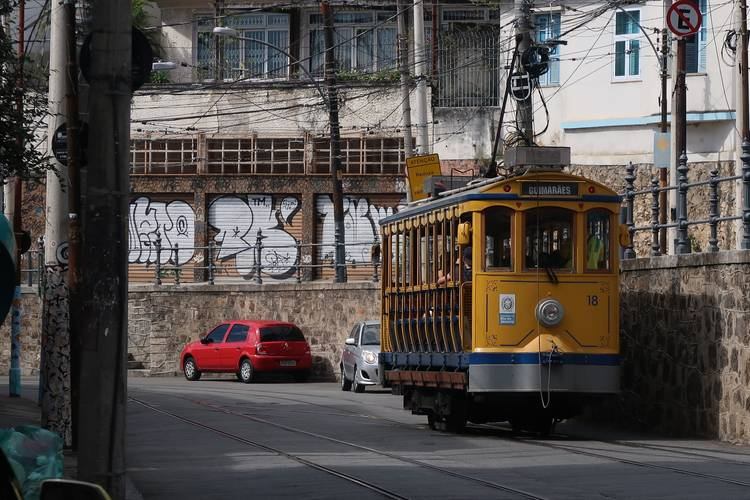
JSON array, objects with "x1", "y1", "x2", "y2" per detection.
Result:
[
  {"x1": 621, "y1": 148, "x2": 750, "y2": 258},
  {"x1": 18, "y1": 249, "x2": 44, "y2": 289},
  {"x1": 137, "y1": 230, "x2": 382, "y2": 285}
]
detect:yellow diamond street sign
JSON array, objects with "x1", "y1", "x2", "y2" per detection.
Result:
[{"x1": 406, "y1": 154, "x2": 442, "y2": 201}]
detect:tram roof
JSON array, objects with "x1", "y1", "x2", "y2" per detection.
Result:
[{"x1": 381, "y1": 170, "x2": 621, "y2": 225}]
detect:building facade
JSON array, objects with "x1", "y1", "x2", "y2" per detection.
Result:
[{"x1": 128, "y1": 0, "x2": 743, "y2": 284}]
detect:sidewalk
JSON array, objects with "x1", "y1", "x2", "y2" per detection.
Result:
[
  {"x1": 0, "y1": 390, "x2": 77, "y2": 479},
  {"x1": 0, "y1": 386, "x2": 143, "y2": 500}
]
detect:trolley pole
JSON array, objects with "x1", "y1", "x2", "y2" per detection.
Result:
[{"x1": 321, "y1": 1, "x2": 347, "y2": 282}]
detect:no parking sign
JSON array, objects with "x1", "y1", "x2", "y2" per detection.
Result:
[{"x1": 667, "y1": 0, "x2": 702, "y2": 38}]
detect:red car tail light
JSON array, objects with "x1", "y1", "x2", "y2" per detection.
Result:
[
  {"x1": 256, "y1": 343, "x2": 268, "y2": 355},
  {"x1": 305, "y1": 343, "x2": 311, "y2": 353}
]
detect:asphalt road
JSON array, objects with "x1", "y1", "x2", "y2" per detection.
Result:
[{"x1": 127, "y1": 378, "x2": 750, "y2": 500}]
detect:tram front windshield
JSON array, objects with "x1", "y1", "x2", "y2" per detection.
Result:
[{"x1": 524, "y1": 208, "x2": 574, "y2": 271}]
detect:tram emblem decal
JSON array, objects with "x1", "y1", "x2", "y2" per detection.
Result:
[{"x1": 499, "y1": 294, "x2": 516, "y2": 325}]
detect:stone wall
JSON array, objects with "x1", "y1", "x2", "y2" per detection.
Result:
[
  {"x1": 128, "y1": 282, "x2": 380, "y2": 380},
  {"x1": 619, "y1": 250, "x2": 750, "y2": 444}
]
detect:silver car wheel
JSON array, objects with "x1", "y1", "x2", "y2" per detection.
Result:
[
  {"x1": 241, "y1": 361, "x2": 252, "y2": 381},
  {"x1": 185, "y1": 362, "x2": 194, "y2": 378}
]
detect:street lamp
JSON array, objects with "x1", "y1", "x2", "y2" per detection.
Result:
[
  {"x1": 212, "y1": 26, "x2": 327, "y2": 103},
  {"x1": 152, "y1": 61, "x2": 177, "y2": 71}
]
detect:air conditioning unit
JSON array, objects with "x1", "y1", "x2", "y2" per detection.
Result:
[{"x1": 504, "y1": 146, "x2": 571, "y2": 169}]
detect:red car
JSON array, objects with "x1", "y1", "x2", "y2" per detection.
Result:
[{"x1": 180, "y1": 320, "x2": 312, "y2": 383}]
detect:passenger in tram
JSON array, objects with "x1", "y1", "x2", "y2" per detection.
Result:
[
  {"x1": 437, "y1": 247, "x2": 472, "y2": 284},
  {"x1": 549, "y1": 238, "x2": 573, "y2": 269}
]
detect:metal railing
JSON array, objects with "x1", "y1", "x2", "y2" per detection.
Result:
[
  {"x1": 621, "y1": 146, "x2": 750, "y2": 258},
  {"x1": 147, "y1": 230, "x2": 382, "y2": 285},
  {"x1": 18, "y1": 249, "x2": 44, "y2": 289},
  {"x1": 436, "y1": 27, "x2": 505, "y2": 108}
]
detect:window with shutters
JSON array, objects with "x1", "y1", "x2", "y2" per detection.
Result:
[{"x1": 685, "y1": 0, "x2": 708, "y2": 73}]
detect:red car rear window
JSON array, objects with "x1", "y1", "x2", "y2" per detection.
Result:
[{"x1": 259, "y1": 325, "x2": 305, "y2": 342}]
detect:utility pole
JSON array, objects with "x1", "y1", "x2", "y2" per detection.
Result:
[
  {"x1": 321, "y1": 1, "x2": 347, "y2": 283},
  {"x1": 64, "y1": 0, "x2": 82, "y2": 451},
  {"x1": 397, "y1": 0, "x2": 414, "y2": 159},
  {"x1": 76, "y1": 0, "x2": 130, "y2": 496},
  {"x1": 8, "y1": 0, "x2": 25, "y2": 398},
  {"x1": 397, "y1": 0, "x2": 415, "y2": 201},
  {"x1": 740, "y1": 0, "x2": 749, "y2": 141},
  {"x1": 659, "y1": 27, "x2": 668, "y2": 254},
  {"x1": 737, "y1": 0, "x2": 749, "y2": 249},
  {"x1": 674, "y1": 36, "x2": 687, "y2": 180},
  {"x1": 413, "y1": 0, "x2": 429, "y2": 154},
  {"x1": 396, "y1": 0, "x2": 414, "y2": 170},
  {"x1": 41, "y1": 0, "x2": 72, "y2": 445},
  {"x1": 516, "y1": 0, "x2": 534, "y2": 143}
]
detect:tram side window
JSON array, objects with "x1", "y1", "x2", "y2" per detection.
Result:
[
  {"x1": 524, "y1": 208, "x2": 574, "y2": 271},
  {"x1": 484, "y1": 207, "x2": 512, "y2": 269},
  {"x1": 388, "y1": 234, "x2": 401, "y2": 286},
  {"x1": 586, "y1": 211, "x2": 611, "y2": 271}
]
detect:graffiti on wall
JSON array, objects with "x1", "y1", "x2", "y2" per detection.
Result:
[
  {"x1": 316, "y1": 196, "x2": 404, "y2": 265},
  {"x1": 208, "y1": 195, "x2": 300, "y2": 280},
  {"x1": 128, "y1": 197, "x2": 195, "y2": 265}
]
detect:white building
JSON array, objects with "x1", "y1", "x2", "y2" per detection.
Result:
[{"x1": 135, "y1": 0, "x2": 740, "y2": 168}]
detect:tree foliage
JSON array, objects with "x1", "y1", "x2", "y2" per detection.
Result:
[{"x1": 0, "y1": 0, "x2": 50, "y2": 181}]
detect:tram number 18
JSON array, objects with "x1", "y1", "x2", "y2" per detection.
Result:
[{"x1": 586, "y1": 295, "x2": 599, "y2": 306}]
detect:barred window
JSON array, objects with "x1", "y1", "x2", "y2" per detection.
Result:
[
  {"x1": 312, "y1": 137, "x2": 404, "y2": 175},
  {"x1": 195, "y1": 12, "x2": 290, "y2": 81},
  {"x1": 130, "y1": 138, "x2": 198, "y2": 175}
]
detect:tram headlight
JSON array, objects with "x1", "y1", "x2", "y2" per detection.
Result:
[
  {"x1": 362, "y1": 351, "x2": 378, "y2": 364},
  {"x1": 535, "y1": 299, "x2": 564, "y2": 327}
]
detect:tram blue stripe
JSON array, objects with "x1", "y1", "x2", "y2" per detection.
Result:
[{"x1": 468, "y1": 353, "x2": 620, "y2": 366}]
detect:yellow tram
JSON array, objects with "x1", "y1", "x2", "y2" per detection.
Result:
[{"x1": 378, "y1": 167, "x2": 625, "y2": 433}]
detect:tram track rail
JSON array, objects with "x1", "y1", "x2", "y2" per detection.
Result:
[
  {"x1": 480, "y1": 426, "x2": 750, "y2": 489},
  {"x1": 130, "y1": 393, "x2": 548, "y2": 500},
  {"x1": 131, "y1": 382, "x2": 750, "y2": 492},
  {"x1": 129, "y1": 396, "x2": 410, "y2": 500},
  {"x1": 134, "y1": 382, "x2": 750, "y2": 470}
]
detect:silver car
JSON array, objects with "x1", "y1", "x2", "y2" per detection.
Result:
[{"x1": 340, "y1": 321, "x2": 380, "y2": 393}]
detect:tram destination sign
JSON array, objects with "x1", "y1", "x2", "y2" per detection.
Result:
[{"x1": 521, "y1": 182, "x2": 579, "y2": 197}]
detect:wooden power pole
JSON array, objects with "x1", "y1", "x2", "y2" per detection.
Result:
[{"x1": 76, "y1": 0, "x2": 131, "y2": 496}]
